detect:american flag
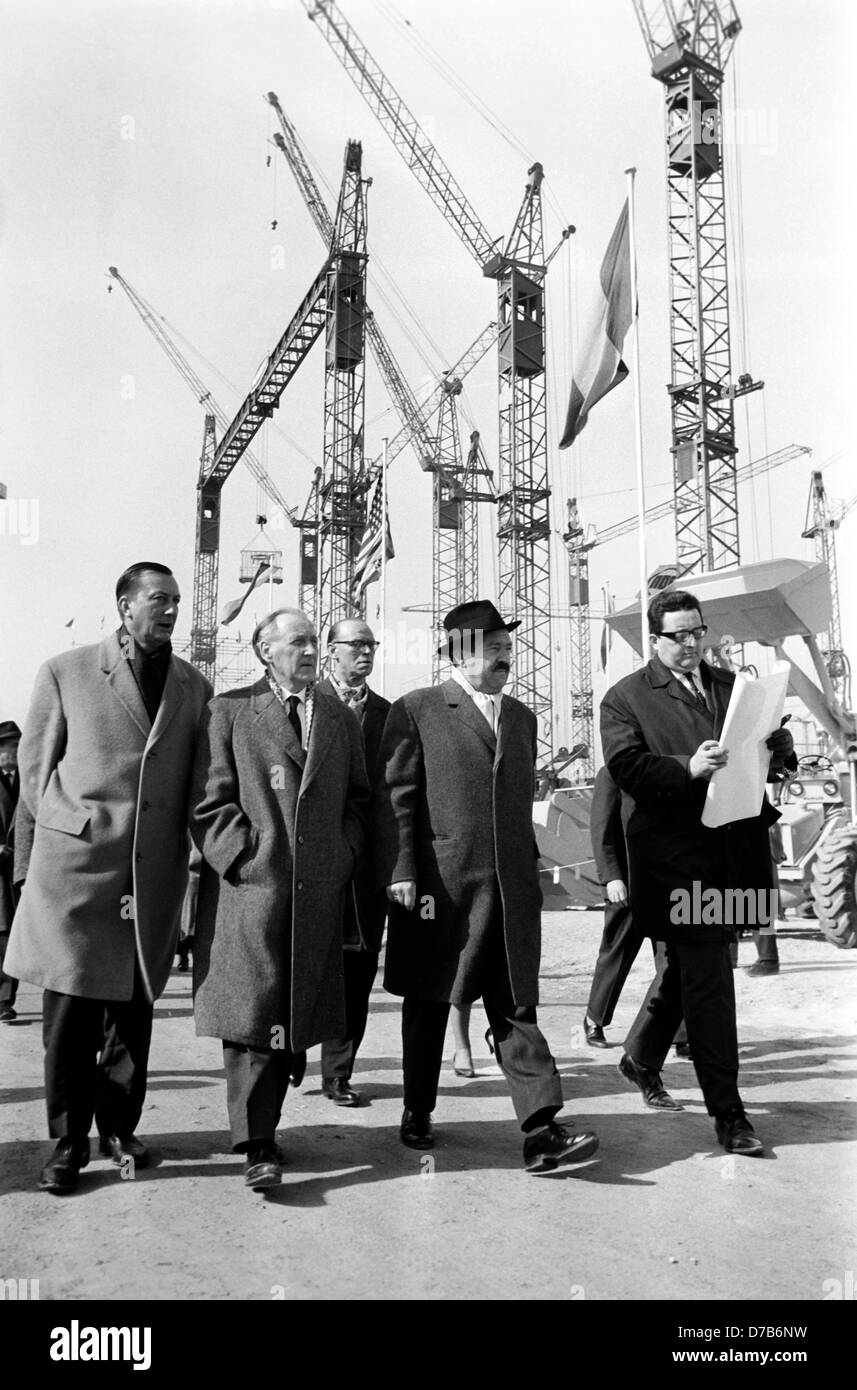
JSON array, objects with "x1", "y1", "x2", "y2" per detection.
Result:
[{"x1": 352, "y1": 473, "x2": 394, "y2": 599}]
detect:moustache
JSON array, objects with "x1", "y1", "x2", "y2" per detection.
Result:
[{"x1": 493, "y1": 662, "x2": 510, "y2": 672}]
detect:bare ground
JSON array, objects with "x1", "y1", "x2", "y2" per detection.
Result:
[{"x1": 1, "y1": 911, "x2": 854, "y2": 1302}]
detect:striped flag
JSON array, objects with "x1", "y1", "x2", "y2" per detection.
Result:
[
  {"x1": 220, "y1": 560, "x2": 271, "y2": 625},
  {"x1": 352, "y1": 474, "x2": 394, "y2": 599},
  {"x1": 559, "y1": 200, "x2": 632, "y2": 449}
]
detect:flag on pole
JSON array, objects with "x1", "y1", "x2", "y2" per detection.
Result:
[
  {"x1": 352, "y1": 473, "x2": 394, "y2": 599},
  {"x1": 599, "y1": 589, "x2": 615, "y2": 672},
  {"x1": 559, "y1": 200, "x2": 633, "y2": 449},
  {"x1": 220, "y1": 560, "x2": 271, "y2": 626}
]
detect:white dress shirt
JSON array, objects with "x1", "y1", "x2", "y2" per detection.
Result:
[{"x1": 450, "y1": 666, "x2": 503, "y2": 733}]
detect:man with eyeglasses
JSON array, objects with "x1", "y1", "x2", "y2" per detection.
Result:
[
  {"x1": 315, "y1": 618, "x2": 390, "y2": 1106},
  {"x1": 600, "y1": 589, "x2": 794, "y2": 1158}
]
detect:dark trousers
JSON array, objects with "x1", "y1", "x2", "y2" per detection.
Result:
[
  {"x1": 0, "y1": 931, "x2": 17, "y2": 1008},
  {"x1": 402, "y1": 959, "x2": 563, "y2": 1133},
  {"x1": 321, "y1": 948, "x2": 379, "y2": 1080},
  {"x1": 587, "y1": 909, "x2": 686, "y2": 1045},
  {"x1": 624, "y1": 938, "x2": 739, "y2": 1116},
  {"x1": 223, "y1": 1042, "x2": 294, "y2": 1152},
  {"x1": 753, "y1": 929, "x2": 779, "y2": 962},
  {"x1": 42, "y1": 968, "x2": 153, "y2": 1140}
]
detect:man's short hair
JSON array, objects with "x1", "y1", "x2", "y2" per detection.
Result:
[
  {"x1": 115, "y1": 562, "x2": 174, "y2": 605},
  {"x1": 252, "y1": 608, "x2": 308, "y2": 666},
  {"x1": 647, "y1": 588, "x2": 704, "y2": 636}
]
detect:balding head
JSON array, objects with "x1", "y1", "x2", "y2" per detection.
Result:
[
  {"x1": 252, "y1": 608, "x2": 318, "y2": 691},
  {"x1": 327, "y1": 617, "x2": 378, "y2": 687}
]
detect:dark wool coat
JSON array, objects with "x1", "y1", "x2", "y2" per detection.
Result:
[
  {"x1": 374, "y1": 679, "x2": 543, "y2": 1006},
  {"x1": 589, "y1": 765, "x2": 628, "y2": 886},
  {"x1": 316, "y1": 678, "x2": 390, "y2": 953},
  {"x1": 190, "y1": 681, "x2": 370, "y2": 1052},
  {"x1": 0, "y1": 772, "x2": 19, "y2": 933},
  {"x1": 600, "y1": 656, "x2": 780, "y2": 943},
  {"x1": 6, "y1": 633, "x2": 212, "y2": 1002}
]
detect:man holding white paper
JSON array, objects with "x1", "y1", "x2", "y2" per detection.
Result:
[{"x1": 600, "y1": 590, "x2": 794, "y2": 1158}]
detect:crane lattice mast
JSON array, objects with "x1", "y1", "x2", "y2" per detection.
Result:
[
  {"x1": 563, "y1": 499, "x2": 596, "y2": 779},
  {"x1": 632, "y1": 0, "x2": 752, "y2": 574},
  {"x1": 302, "y1": 0, "x2": 558, "y2": 761}
]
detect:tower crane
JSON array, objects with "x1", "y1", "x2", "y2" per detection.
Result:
[
  {"x1": 199, "y1": 140, "x2": 369, "y2": 663},
  {"x1": 267, "y1": 92, "x2": 497, "y2": 669},
  {"x1": 301, "y1": 0, "x2": 574, "y2": 763},
  {"x1": 108, "y1": 266, "x2": 300, "y2": 680},
  {"x1": 802, "y1": 470, "x2": 854, "y2": 709},
  {"x1": 632, "y1": 1, "x2": 762, "y2": 575}
]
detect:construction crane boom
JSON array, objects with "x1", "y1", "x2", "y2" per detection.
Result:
[
  {"x1": 108, "y1": 267, "x2": 297, "y2": 522},
  {"x1": 301, "y1": 1, "x2": 497, "y2": 270},
  {"x1": 596, "y1": 444, "x2": 811, "y2": 546},
  {"x1": 303, "y1": 0, "x2": 558, "y2": 759},
  {"x1": 203, "y1": 257, "x2": 330, "y2": 489}
]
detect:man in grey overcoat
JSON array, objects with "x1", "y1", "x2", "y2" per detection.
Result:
[
  {"x1": 374, "y1": 600, "x2": 599, "y2": 1174},
  {"x1": 6, "y1": 563, "x2": 212, "y2": 1192},
  {"x1": 190, "y1": 608, "x2": 369, "y2": 1190},
  {"x1": 0, "y1": 720, "x2": 22, "y2": 1022}
]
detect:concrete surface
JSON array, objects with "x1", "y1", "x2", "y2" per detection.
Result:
[{"x1": 1, "y1": 911, "x2": 855, "y2": 1302}]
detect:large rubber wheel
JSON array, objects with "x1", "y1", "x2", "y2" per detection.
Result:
[{"x1": 810, "y1": 818, "x2": 857, "y2": 948}]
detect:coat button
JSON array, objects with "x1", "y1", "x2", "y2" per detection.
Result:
[
  {"x1": 135, "y1": 852, "x2": 142, "y2": 861},
  {"x1": 296, "y1": 880, "x2": 304, "y2": 890},
  {"x1": 141, "y1": 801, "x2": 150, "y2": 811},
  {"x1": 297, "y1": 835, "x2": 305, "y2": 845}
]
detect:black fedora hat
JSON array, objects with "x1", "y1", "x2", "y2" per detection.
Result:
[
  {"x1": 0, "y1": 720, "x2": 21, "y2": 742},
  {"x1": 438, "y1": 600, "x2": 520, "y2": 657}
]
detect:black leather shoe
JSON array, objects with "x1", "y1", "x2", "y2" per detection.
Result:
[
  {"x1": 583, "y1": 1016, "x2": 608, "y2": 1048},
  {"x1": 289, "y1": 1051, "x2": 307, "y2": 1087},
  {"x1": 619, "y1": 1052, "x2": 684, "y2": 1111},
  {"x1": 322, "y1": 1077, "x2": 361, "y2": 1107},
  {"x1": 674, "y1": 1041, "x2": 692, "y2": 1059},
  {"x1": 715, "y1": 1105, "x2": 764, "y2": 1156},
  {"x1": 400, "y1": 1108, "x2": 434, "y2": 1149},
  {"x1": 39, "y1": 1138, "x2": 90, "y2": 1193},
  {"x1": 98, "y1": 1133, "x2": 150, "y2": 1168},
  {"x1": 244, "y1": 1142, "x2": 283, "y2": 1190},
  {"x1": 746, "y1": 960, "x2": 779, "y2": 976},
  {"x1": 524, "y1": 1122, "x2": 599, "y2": 1174}
]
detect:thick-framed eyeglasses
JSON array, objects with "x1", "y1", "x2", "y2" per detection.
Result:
[
  {"x1": 334, "y1": 640, "x2": 379, "y2": 651},
  {"x1": 655, "y1": 625, "x2": 708, "y2": 645}
]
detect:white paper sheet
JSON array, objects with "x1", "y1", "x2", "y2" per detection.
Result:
[{"x1": 701, "y1": 662, "x2": 790, "y2": 828}]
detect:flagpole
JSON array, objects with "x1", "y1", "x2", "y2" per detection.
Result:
[
  {"x1": 625, "y1": 166, "x2": 649, "y2": 660},
  {"x1": 379, "y1": 437, "x2": 388, "y2": 699}
]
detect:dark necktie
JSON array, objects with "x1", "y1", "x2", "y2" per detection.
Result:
[
  {"x1": 286, "y1": 695, "x2": 302, "y2": 745},
  {"x1": 688, "y1": 677, "x2": 708, "y2": 712}
]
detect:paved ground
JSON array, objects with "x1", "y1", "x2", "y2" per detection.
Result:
[{"x1": 1, "y1": 911, "x2": 855, "y2": 1302}]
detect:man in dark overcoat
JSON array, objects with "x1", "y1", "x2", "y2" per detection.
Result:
[
  {"x1": 6, "y1": 563, "x2": 212, "y2": 1191},
  {"x1": 600, "y1": 588, "x2": 794, "y2": 1157},
  {"x1": 315, "y1": 616, "x2": 390, "y2": 1106},
  {"x1": 190, "y1": 608, "x2": 369, "y2": 1190},
  {"x1": 374, "y1": 599, "x2": 599, "y2": 1174},
  {"x1": 0, "y1": 721, "x2": 22, "y2": 1022}
]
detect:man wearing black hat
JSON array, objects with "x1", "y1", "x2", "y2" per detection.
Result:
[
  {"x1": 0, "y1": 720, "x2": 22, "y2": 1022},
  {"x1": 374, "y1": 600, "x2": 599, "y2": 1173}
]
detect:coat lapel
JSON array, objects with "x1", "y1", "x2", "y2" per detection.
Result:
[
  {"x1": 302, "y1": 687, "x2": 335, "y2": 792},
  {"x1": 101, "y1": 632, "x2": 150, "y2": 739},
  {"x1": 442, "y1": 679, "x2": 497, "y2": 755},
  {"x1": 147, "y1": 658, "x2": 186, "y2": 747},
  {"x1": 251, "y1": 679, "x2": 307, "y2": 772}
]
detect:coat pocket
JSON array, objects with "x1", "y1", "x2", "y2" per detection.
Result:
[{"x1": 36, "y1": 802, "x2": 90, "y2": 837}]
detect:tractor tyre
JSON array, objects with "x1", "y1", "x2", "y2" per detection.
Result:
[{"x1": 810, "y1": 818, "x2": 857, "y2": 949}]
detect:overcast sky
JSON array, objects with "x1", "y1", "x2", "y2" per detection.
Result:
[{"x1": 1, "y1": 0, "x2": 854, "y2": 745}]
